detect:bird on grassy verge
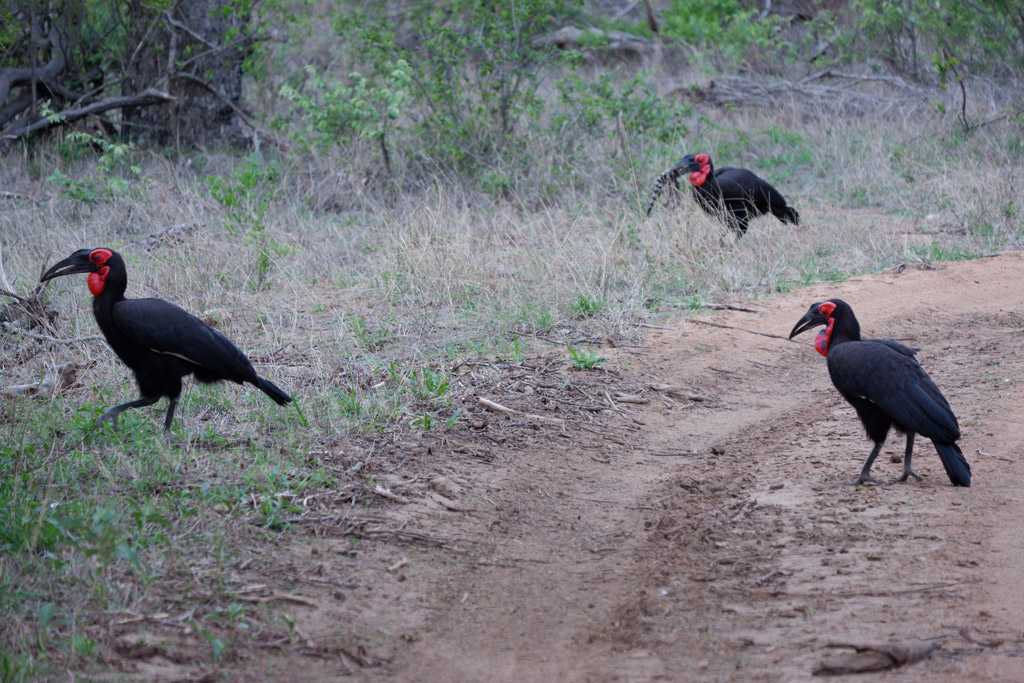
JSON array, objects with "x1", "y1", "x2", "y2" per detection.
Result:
[
  {"x1": 645, "y1": 153, "x2": 800, "y2": 238},
  {"x1": 789, "y1": 299, "x2": 970, "y2": 487},
  {"x1": 41, "y1": 248, "x2": 292, "y2": 434}
]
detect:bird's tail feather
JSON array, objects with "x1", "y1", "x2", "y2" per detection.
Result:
[
  {"x1": 782, "y1": 206, "x2": 800, "y2": 225},
  {"x1": 934, "y1": 441, "x2": 971, "y2": 487},
  {"x1": 256, "y1": 377, "x2": 292, "y2": 406}
]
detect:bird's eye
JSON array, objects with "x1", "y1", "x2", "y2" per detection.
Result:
[
  {"x1": 695, "y1": 154, "x2": 708, "y2": 165},
  {"x1": 90, "y1": 252, "x2": 101, "y2": 263},
  {"x1": 818, "y1": 301, "x2": 836, "y2": 317}
]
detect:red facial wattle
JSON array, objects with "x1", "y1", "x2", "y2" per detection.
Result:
[
  {"x1": 814, "y1": 312, "x2": 835, "y2": 357},
  {"x1": 688, "y1": 154, "x2": 712, "y2": 187},
  {"x1": 88, "y1": 266, "x2": 109, "y2": 296}
]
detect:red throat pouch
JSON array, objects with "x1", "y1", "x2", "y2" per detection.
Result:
[
  {"x1": 88, "y1": 266, "x2": 109, "y2": 296},
  {"x1": 814, "y1": 318, "x2": 834, "y2": 356}
]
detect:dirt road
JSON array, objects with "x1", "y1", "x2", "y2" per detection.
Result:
[{"x1": 130, "y1": 254, "x2": 1024, "y2": 680}]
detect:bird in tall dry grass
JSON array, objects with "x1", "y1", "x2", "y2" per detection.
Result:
[{"x1": 41, "y1": 247, "x2": 292, "y2": 433}]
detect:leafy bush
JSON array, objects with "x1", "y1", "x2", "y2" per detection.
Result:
[
  {"x1": 279, "y1": 60, "x2": 412, "y2": 172},
  {"x1": 661, "y1": 0, "x2": 786, "y2": 62},
  {"x1": 845, "y1": 0, "x2": 1024, "y2": 80},
  {"x1": 332, "y1": 0, "x2": 581, "y2": 175}
]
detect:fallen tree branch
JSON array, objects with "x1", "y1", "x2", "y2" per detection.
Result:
[
  {"x1": 3, "y1": 89, "x2": 174, "y2": 142},
  {"x1": 1, "y1": 323, "x2": 103, "y2": 344},
  {"x1": 2, "y1": 362, "x2": 83, "y2": 398}
]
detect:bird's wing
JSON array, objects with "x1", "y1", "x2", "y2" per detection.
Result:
[
  {"x1": 717, "y1": 168, "x2": 787, "y2": 205},
  {"x1": 112, "y1": 298, "x2": 256, "y2": 381},
  {"x1": 828, "y1": 341, "x2": 959, "y2": 441},
  {"x1": 871, "y1": 338, "x2": 919, "y2": 357}
]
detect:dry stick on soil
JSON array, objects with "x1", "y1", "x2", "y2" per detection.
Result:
[
  {"x1": 2, "y1": 362, "x2": 82, "y2": 398},
  {"x1": 703, "y1": 303, "x2": 762, "y2": 313},
  {"x1": 477, "y1": 396, "x2": 566, "y2": 429},
  {"x1": 631, "y1": 322, "x2": 679, "y2": 331},
  {"x1": 814, "y1": 640, "x2": 939, "y2": 675},
  {"x1": 373, "y1": 484, "x2": 410, "y2": 504},
  {"x1": 649, "y1": 383, "x2": 708, "y2": 401},
  {"x1": 234, "y1": 592, "x2": 319, "y2": 607},
  {"x1": 1, "y1": 324, "x2": 104, "y2": 344},
  {"x1": 977, "y1": 449, "x2": 1015, "y2": 463},
  {"x1": 387, "y1": 558, "x2": 410, "y2": 573},
  {"x1": 685, "y1": 318, "x2": 792, "y2": 341},
  {"x1": 958, "y1": 628, "x2": 1003, "y2": 648}
]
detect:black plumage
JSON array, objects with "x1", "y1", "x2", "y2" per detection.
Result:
[
  {"x1": 41, "y1": 248, "x2": 292, "y2": 433},
  {"x1": 789, "y1": 299, "x2": 971, "y2": 487},
  {"x1": 646, "y1": 153, "x2": 799, "y2": 237}
]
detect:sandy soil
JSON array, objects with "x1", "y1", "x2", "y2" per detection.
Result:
[{"x1": 115, "y1": 253, "x2": 1024, "y2": 681}]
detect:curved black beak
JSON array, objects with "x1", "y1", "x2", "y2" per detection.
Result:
[
  {"x1": 671, "y1": 155, "x2": 700, "y2": 174},
  {"x1": 789, "y1": 305, "x2": 828, "y2": 339},
  {"x1": 40, "y1": 249, "x2": 97, "y2": 282}
]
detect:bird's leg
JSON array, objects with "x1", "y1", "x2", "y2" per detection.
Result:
[
  {"x1": 847, "y1": 441, "x2": 885, "y2": 486},
  {"x1": 162, "y1": 396, "x2": 180, "y2": 434},
  {"x1": 97, "y1": 396, "x2": 160, "y2": 429},
  {"x1": 891, "y1": 433, "x2": 923, "y2": 483}
]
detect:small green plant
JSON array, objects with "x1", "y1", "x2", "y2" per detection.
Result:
[
  {"x1": 569, "y1": 294, "x2": 604, "y2": 319},
  {"x1": 45, "y1": 101, "x2": 142, "y2": 202},
  {"x1": 410, "y1": 412, "x2": 434, "y2": 430},
  {"x1": 407, "y1": 368, "x2": 450, "y2": 403},
  {"x1": 256, "y1": 495, "x2": 300, "y2": 530},
  {"x1": 189, "y1": 621, "x2": 227, "y2": 662},
  {"x1": 348, "y1": 315, "x2": 393, "y2": 351},
  {"x1": 567, "y1": 345, "x2": 607, "y2": 370},
  {"x1": 510, "y1": 335, "x2": 523, "y2": 362},
  {"x1": 207, "y1": 155, "x2": 290, "y2": 291}
]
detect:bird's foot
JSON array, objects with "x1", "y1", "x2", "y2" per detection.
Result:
[
  {"x1": 95, "y1": 409, "x2": 122, "y2": 431},
  {"x1": 890, "y1": 469, "x2": 924, "y2": 483},
  {"x1": 162, "y1": 431, "x2": 183, "y2": 447},
  {"x1": 845, "y1": 474, "x2": 882, "y2": 486}
]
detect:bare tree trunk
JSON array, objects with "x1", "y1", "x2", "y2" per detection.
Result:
[{"x1": 123, "y1": 0, "x2": 251, "y2": 148}]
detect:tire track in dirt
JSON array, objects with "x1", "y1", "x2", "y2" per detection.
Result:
[{"x1": 384, "y1": 254, "x2": 1024, "y2": 681}]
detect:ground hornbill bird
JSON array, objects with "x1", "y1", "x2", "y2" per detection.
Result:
[
  {"x1": 646, "y1": 153, "x2": 800, "y2": 237},
  {"x1": 41, "y1": 248, "x2": 292, "y2": 433},
  {"x1": 789, "y1": 299, "x2": 970, "y2": 487}
]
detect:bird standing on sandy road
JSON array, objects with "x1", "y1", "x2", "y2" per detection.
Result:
[{"x1": 789, "y1": 299, "x2": 970, "y2": 487}]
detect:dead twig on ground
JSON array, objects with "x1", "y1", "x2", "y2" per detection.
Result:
[
  {"x1": 2, "y1": 362, "x2": 83, "y2": 398},
  {"x1": 976, "y1": 449, "x2": 1014, "y2": 463},
  {"x1": 814, "y1": 640, "x2": 939, "y2": 675},
  {"x1": 649, "y1": 383, "x2": 708, "y2": 402},
  {"x1": 477, "y1": 396, "x2": 566, "y2": 429},
  {"x1": 959, "y1": 628, "x2": 1003, "y2": 648},
  {"x1": 685, "y1": 318, "x2": 791, "y2": 341}
]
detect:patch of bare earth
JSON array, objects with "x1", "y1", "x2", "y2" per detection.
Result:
[{"x1": 111, "y1": 254, "x2": 1024, "y2": 680}]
